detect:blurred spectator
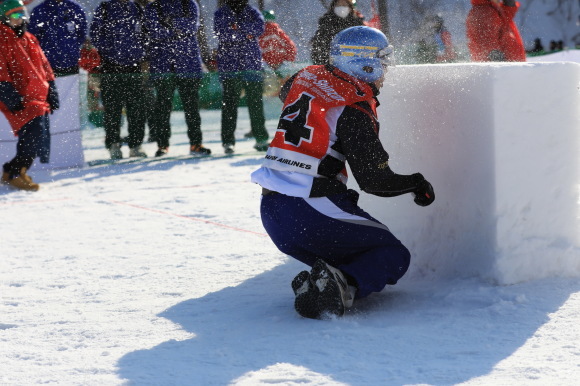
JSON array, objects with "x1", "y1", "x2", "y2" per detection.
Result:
[
  {"x1": 259, "y1": 10, "x2": 296, "y2": 71},
  {"x1": 214, "y1": 0, "x2": 269, "y2": 154},
  {"x1": 310, "y1": 0, "x2": 365, "y2": 65},
  {"x1": 527, "y1": 37, "x2": 545, "y2": 54},
  {"x1": 28, "y1": 0, "x2": 87, "y2": 76},
  {"x1": 0, "y1": 0, "x2": 59, "y2": 191},
  {"x1": 144, "y1": 0, "x2": 210, "y2": 157},
  {"x1": 466, "y1": 0, "x2": 526, "y2": 62},
  {"x1": 79, "y1": 38, "x2": 104, "y2": 128},
  {"x1": 414, "y1": 14, "x2": 457, "y2": 64},
  {"x1": 90, "y1": 0, "x2": 148, "y2": 159}
]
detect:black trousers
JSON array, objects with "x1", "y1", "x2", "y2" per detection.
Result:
[
  {"x1": 220, "y1": 77, "x2": 269, "y2": 146},
  {"x1": 100, "y1": 73, "x2": 146, "y2": 149},
  {"x1": 3, "y1": 114, "x2": 50, "y2": 178},
  {"x1": 151, "y1": 75, "x2": 202, "y2": 148}
]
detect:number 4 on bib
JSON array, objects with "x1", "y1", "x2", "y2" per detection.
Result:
[{"x1": 277, "y1": 93, "x2": 314, "y2": 146}]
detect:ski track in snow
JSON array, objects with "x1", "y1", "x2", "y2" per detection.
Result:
[{"x1": 1, "y1": 106, "x2": 579, "y2": 385}]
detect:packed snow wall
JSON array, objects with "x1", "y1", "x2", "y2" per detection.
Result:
[{"x1": 352, "y1": 62, "x2": 580, "y2": 285}]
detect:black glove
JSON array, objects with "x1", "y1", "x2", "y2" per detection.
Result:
[
  {"x1": 412, "y1": 173, "x2": 435, "y2": 207},
  {"x1": 10, "y1": 99, "x2": 25, "y2": 113},
  {"x1": 47, "y1": 81, "x2": 59, "y2": 113},
  {"x1": 0, "y1": 81, "x2": 24, "y2": 112}
]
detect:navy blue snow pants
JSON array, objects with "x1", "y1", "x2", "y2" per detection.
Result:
[{"x1": 260, "y1": 189, "x2": 411, "y2": 298}]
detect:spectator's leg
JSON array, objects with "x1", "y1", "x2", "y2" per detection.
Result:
[
  {"x1": 151, "y1": 75, "x2": 176, "y2": 149},
  {"x1": 100, "y1": 73, "x2": 124, "y2": 149},
  {"x1": 244, "y1": 78, "x2": 268, "y2": 143},
  {"x1": 125, "y1": 73, "x2": 147, "y2": 149},
  {"x1": 178, "y1": 76, "x2": 203, "y2": 146},
  {"x1": 220, "y1": 76, "x2": 242, "y2": 147}
]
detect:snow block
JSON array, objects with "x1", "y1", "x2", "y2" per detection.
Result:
[
  {"x1": 0, "y1": 75, "x2": 84, "y2": 170},
  {"x1": 353, "y1": 62, "x2": 580, "y2": 285}
]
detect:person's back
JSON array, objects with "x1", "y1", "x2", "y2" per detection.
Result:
[
  {"x1": 90, "y1": 0, "x2": 146, "y2": 71},
  {"x1": 214, "y1": 0, "x2": 264, "y2": 74},
  {"x1": 310, "y1": 0, "x2": 365, "y2": 65},
  {"x1": 28, "y1": 0, "x2": 87, "y2": 75},
  {"x1": 144, "y1": 0, "x2": 202, "y2": 76}
]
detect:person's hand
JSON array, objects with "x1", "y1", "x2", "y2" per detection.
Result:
[
  {"x1": 9, "y1": 99, "x2": 24, "y2": 113},
  {"x1": 412, "y1": 173, "x2": 435, "y2": 207}
]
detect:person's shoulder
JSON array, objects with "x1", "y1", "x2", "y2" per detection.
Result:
[
  {"x1": 214, "y1": 6, "x2": 228, "y2": 17},
  {"x1": 25, "y1": 31, "x2": 41, "y2": 45},
  {"x1": 317, "y1": 12, "x2": 335, "y2": 24},
  {"x1": 247, "y1": 5, "x2": 262, "y2": 14},
  {"x1": 66, "y1": 0, "x2": 87, "y2": 14}
]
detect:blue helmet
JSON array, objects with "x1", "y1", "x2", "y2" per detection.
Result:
[{"x1": 330, "y1": 26, "x2": 394, "y2": 83}]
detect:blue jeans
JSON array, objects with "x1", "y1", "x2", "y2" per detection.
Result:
[{"x1": 260, "y1": 190, "x2": 411, "y2": 298}]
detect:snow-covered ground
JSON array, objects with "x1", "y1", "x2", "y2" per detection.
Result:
[{"x1": 1, "y1": 100, "x2": 580, "y2": 385}]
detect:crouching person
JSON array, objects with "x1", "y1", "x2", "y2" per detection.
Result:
[
  {"x1": 251, "y1": 27, "x2": 435, "y2": 319},
  {"x1": 0, "y1": 0, "x2": 59, "y2": 191}
]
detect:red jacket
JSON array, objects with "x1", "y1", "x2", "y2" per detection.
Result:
[
  {"x1": 0, "y1": 23, "x2": 54, "y2": 134},
  {"x1": 259, "y1": 21, "x2": 297, "y2": 70},
  {"x1": 466, "y1": 0, "x2": 526, "y2": 62}
]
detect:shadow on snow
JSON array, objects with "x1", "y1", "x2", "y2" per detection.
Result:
[{"x1": 116, "y1": 260, "x2": 580, "y2": 384}]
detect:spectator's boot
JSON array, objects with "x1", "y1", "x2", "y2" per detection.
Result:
[
  {"x1": 190, "y1": 144, "x2": 212, "y2": 157},
  {"x1": 129, "y1": 146, "x2": 147, "y2": 158},
  {"x1": 155, "y1": 147, "x2": 169, "y2": 157},
  {"x1": 109, "y1": 143, "x2": 123, "y2": 160},
  {"x1": 253, "y1": 141, "x2": 270, "y2": 152},
  {"x1": 223, "y1": 144, "x2": 235, "y2": 155},
  {"x1": 2, "y1": 170, "x2": 39, "y2": 191}
]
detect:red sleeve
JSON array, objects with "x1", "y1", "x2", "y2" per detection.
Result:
[{"x1": 0, "y1": 45, "x2": 10, "y2": 83}]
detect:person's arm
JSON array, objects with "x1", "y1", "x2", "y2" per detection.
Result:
[
  {"x1": 47, "y1": 81, "x2": 59, "y2": 113},
  {"x1": 89, "y1": 4, "x2": 106, "y2": 54},
  {"x1": 143, "y1": 2, "x2": 173, "y2": 44},
  {"x1": 213, "y1": 8, "x2": 228, "y2": 41},
  {"x1": 310, "y1": 19, "x2": 330, "y2": 65},
  {"x1": 27, "y1": 8, "x2": 44, "y2": 40},
  {"x1": 277, "y1": 25, "x2": 297, "y2": 62},
  {"x1": 238, "y1": 7, "x2": 265, "y2": 38},
  {"x1": 170, "y1": 0, "x2": 199, "y2": 37},
  {"x1": 75, "y1": 6, "x2": 88, "y2": 47},
  {"x1": 0, "y1": 82, "x2": 24, "y2": 112},
  {"x1": 338, "y1": 104, "x2": 434, "y2": 205}
]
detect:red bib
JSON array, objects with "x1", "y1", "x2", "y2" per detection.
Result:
[{"x1": 270, "y1": 65, "x2": 374, "y2": 162}]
